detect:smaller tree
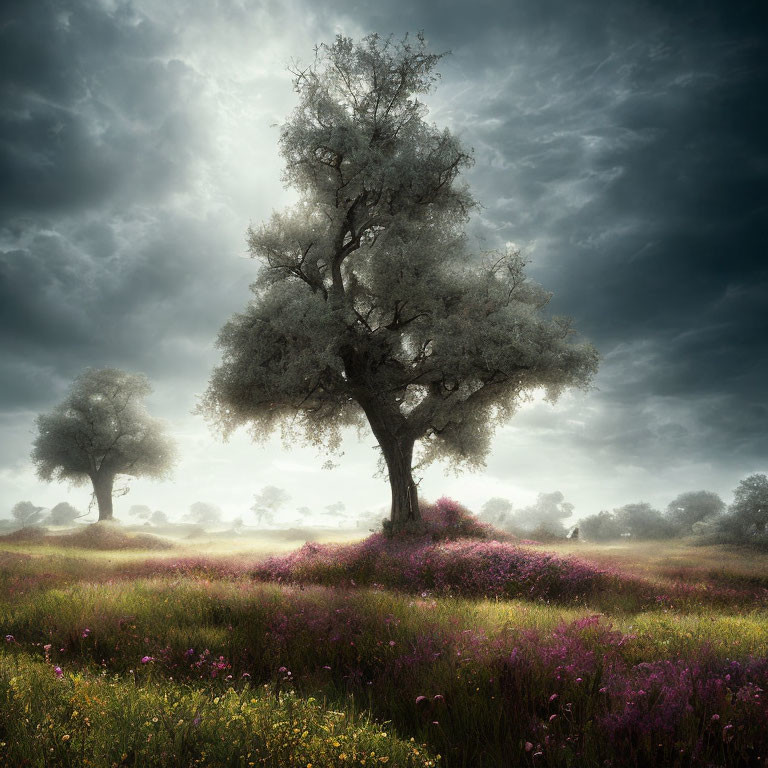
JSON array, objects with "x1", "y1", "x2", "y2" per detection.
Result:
[
  {"x1": 251, "y1": 486, "x2": 291, "y2": 527},
  {"x1": 665, "y1": 490, "x2": 725, "y2": 535},
  {"x1": 479, "y1": 497, "x2": 514, "y2": 529},
  {"x1": 615, "y1": 502, "x2": 674, "y2": 540},
  {"x1": 721, "y1": 474, "x2": 768, "y2": 541},
  {"x1": 579, "y1": 510, "x2": 623, "y2": 541},
  {"x1": 128, "y1": 504, "x2": 153, "y2": 520},
  {"x1": 515, "y1": 491, "x2": 574, "y2": 537},
  {"x1": 150, "y1": 510, "x2": 168, "y2": 526},
  {"x1": 187, "y1": 502, "x2": 223, "y2": 527},
  {"x1": 31, "y1": 368, "x2": 175, "y2": 521},
  {"x1": 12, "y1": 501, "x2": 44, "y2": 528},
  {"x1": 46, "y1": 502, "x2": 82, "y2": 527}
]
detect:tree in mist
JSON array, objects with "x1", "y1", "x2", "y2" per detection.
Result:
[
  {"x1": 720, "y1": 474, "x2": 768, "y2": 541},
  {"x1": 516, "y1": 491, "x2": 574, "y2": 537},
  {"x1": 46, "y1": 502, "x2": 82, "y2": 526},
  {"x1": 11, "y1": 501, "x2": 44, "y2": 528},
  {"x1": 615, "y1": 502, "x2": 674, "y2": 540},
  {"x1": 200, "y1": 33, "x2": 598, "y2": 531},
  {"x1": 325, "y1": 501, "x2": 346, "y2": 516},
  {"x1": 579, "y1": 510, "x2": 623, "y2": 541},
  {"x1": 129, "y1": 504, "x2": 153, "y2": 520},
  {"x1": 479, "y1": 497, "x2": 514, "y2": 529},
  {"x1": 150, "y1": 510, "x2": 168, "y2": 526},
  {"x1": 188, "y1": 501, "x2": 223, "y2": 526},
  {"x1": 31, "y1": 368, "x2": 175, "y2": 522},
  {"x1": 251, "y1": 486, "x2": 291, "y2": 527},
  {"x1": 665, "y1": 490, "x2": 724, "y2": 535}
]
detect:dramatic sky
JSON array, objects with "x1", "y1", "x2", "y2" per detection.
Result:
[{"x1": 1, "y1": 0, "x2": 766, "y2": 527}]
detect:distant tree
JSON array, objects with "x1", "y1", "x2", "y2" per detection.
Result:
[
  {"x1": 665, "y1": 490, "x2": 725, "y2": 535},
  {"x1": 199, "y1": 33, "x2": 598, "y2": 531},
  {"x1": 128, "y1": 504, "x2": 153, "y2": 520},
  {"x1": 251, "y1": 486, "x2": 291, "y2": 527},
  {"x1": 188, "y1": 502, "x2": 222, "y2": 526},
  {"x1": 150, "y1": 510, "x2": 168, "y2": 526},
  {"x1": 516, "y1": 491, "x2": 574, "y2": 537},
  {"x1": 231, "y1": 516, "x2": 245, "y2": 532},
  {"x1": 615, "y1": 502, "x2": 674, "y2": 540},
  {"x1": 31, "y1": 368, "x2": 175, "y2": 521},
  {"x1": 46, "y1": 502, "x2": 81, "y2": 526},
  {"x1": 720, "y1": 474, "x2": 768, "y2": 541},
  {"x1": 12, "y1": 501, "x2": 44, "y2": 528},
  {"x1": 579, "y1": 510, "x2": 623, "y2": 541},
  {"x1": 325, "y1": 501, "x2": 346, "y2": 516},
  {"x1": 479, "y1": 497, "x2": 514, "y2": 529}
]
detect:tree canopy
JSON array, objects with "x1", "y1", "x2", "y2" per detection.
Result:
[
  {"x1": 11, "y1": 501, "x2": 44, "y2": 528},
  {"x1": 721, "y1": 474, "x2": 768, "y2": 541},
  {"x1": 31, "y1": 368, "x2": 175, "y2": 521},
  {"x1": 665, "y1": 490, "x2": 724, "y2": 535},
  {"x1": 200, "y1": 33, "x2": 598, "y2": 529}
]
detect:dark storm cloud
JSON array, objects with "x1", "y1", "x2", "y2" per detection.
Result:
[
  {"x1": 0, "y1": 0, "x2": 208, "y2": 217},
  {"x1": 0, "y1": 0, "x2": 253, "y2": 411},
  {"x1": 417, "y1": 0, "x2": 768, "y2": 465}
]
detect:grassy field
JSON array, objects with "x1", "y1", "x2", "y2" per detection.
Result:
[{"x1": 1, "y1": 501, "x2": 767, "y2": 767}]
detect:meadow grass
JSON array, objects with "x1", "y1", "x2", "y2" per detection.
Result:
[{"x1": 1, "y1": 501, "x2": 767, "y2": 767}]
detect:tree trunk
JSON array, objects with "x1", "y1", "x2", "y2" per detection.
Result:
[
  {"x1": 378, "y1": 432, "x2": 420, "y2": 530},
  {"x1": 341, "y1": 347, "x2": 421, "y2": 531},
  {"x1": 92, "y1": 473, "x2": 115, "y2": 521}
]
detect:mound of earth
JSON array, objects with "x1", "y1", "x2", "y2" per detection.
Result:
[
  {"x1": 0, "y1": 526, "x2": 49, "y2": 543},
  {"x1": 56, "y1": 522, "x2": 174, "y2": 550}
]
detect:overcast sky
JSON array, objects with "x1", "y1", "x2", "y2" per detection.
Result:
[{"x1": 0, "y1": 0, "x2": 766, "y2": 527}]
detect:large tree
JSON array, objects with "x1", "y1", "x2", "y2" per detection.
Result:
[
  {"x1": 31, "y1": 368, "x2": 175, "y2": 521},
  {"x1": 200, "y1": 34, "x2": 598, "y2": 530}
]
